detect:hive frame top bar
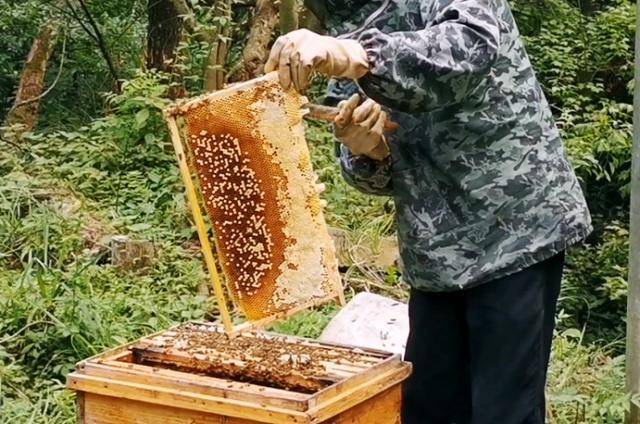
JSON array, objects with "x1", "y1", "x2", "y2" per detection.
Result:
[
  {"x1": 164, "y1": 72, "x2": 309, "y2": 117},
  {"x1": 163, "y1": 73, "x2": 345, "y2": 334}
]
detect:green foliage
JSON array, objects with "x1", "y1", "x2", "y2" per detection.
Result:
[
  {"x1": 0, "y1": 173, "x2": 84, "y2": 271},
  {"x1": 560, "y1": 224, "x2": 629, "y2": 345},
  {"x1": 0, "y1": 72, "x2": 208, "y2": 422},
  {"x1": 269, "y1": 304, "x2": 339, "y2": 339},
  {"x1": 548, "y1": 329, "x2": 633, "y2": 423},
  {"x1": 564, "y1": 101, "x2": 632, "y2": 217},
  {"x1": 20, "y1": 71, "x2": 186, "y2": 239},
  {"x1": 514, "y1": 0, "x2": 635, "y2": 218}
]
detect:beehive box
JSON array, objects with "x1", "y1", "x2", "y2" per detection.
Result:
[{"x1": 68, "y1": 322, "x2": 411, "y2": 423}]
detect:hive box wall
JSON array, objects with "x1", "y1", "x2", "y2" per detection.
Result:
[{"x1": 76, "y1": 386, "x2": 401, "y2": 424}]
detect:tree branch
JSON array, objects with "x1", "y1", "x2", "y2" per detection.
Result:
[
  {"x1": 279, "y1": 0, "x2": 299, "y2": 34},
  {"x1": 75, "y1": 0, "x2": 120, "y2": 83},
  {"x1": 63, "y1": 0, "x2": 100, "y2": 45}
]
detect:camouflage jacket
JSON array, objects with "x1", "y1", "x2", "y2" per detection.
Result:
[{"x1": 308, "y1": 0, "x2": 592, "y2": 291}]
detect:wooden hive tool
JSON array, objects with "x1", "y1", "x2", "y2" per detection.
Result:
[{"x1": 304, "y1": 102, "x2": 400, "y2": 132}]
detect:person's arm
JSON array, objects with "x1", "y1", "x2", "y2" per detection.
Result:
[
  {"x1": 339, "y1": 145, "x2": 393, "y2": 196},
  {"x1": 326, "y1": 79, "x2": 393, "y2": 196},
  {"x1": 357, "y1": 0, "x2": 501, "y2": 113}
]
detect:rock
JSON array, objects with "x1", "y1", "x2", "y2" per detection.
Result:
[
  {"x1": 109, "y1": 235, "x2": 156, "y2": 272},
  {"x1": 319, "y1": 292, "x2": 409, "y2": 357}
]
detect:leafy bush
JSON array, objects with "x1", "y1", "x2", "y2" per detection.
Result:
[
  {"x1": 561, "y1": 224, "x2": 629, "y2": 345},
  {"x1": 0, "y1": 69, "x2": 212, "y2": 421},
  {"x1": 548, "y1": 329, "x2": 633, "y2": 423}
]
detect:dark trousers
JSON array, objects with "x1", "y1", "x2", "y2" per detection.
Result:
[{"x1": 402, "y1": 253, "x2": 565, "y2": 424}]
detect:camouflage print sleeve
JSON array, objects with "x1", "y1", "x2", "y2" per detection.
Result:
[
  {"x1": 357, "y1": 0, "x2": 500, "y2": 113},
  {"x1": 324, "y1": 78, "x2": 393, "y2": 196},
  {"x1": 339, "y1": 144, "x2": 393, "y2": 196}
]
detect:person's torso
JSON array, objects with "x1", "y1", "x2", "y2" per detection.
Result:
[{"x1": 326, "y1": 0, "x2": 592, "y2": 290}]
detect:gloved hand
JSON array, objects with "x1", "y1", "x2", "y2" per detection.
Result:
[
  {"x1": 334, "y1": 94, "x2": 390, "y2": 161},
  {"x1": 264, "y1": 29, "x2": 369, "y2": 93}
]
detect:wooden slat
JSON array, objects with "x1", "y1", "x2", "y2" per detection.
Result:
[
  {"x1": 68, "y1": 373, "x2": 311, "y2": 424},
  {"x1": 75, "y1": 324, "x2": 183, "y2": 371},
  {"x1": 82, "y1": 392, "x2": 258, "y2": 424},
  {"x1": 82, "y1": 361, "x2": 310, "y2": 412},
  {"x1": 310, "y1": 354, "x2": 406, "y2": 408},
  {"x1": 166, "y1": 115, "x2": 234, "y2": 333},
  {"x1": 326, "y1": 385, "x2": 402, "y2": 424},
  {"x1": 76, "y1": 392, "x2": 85, "y2": 424},
  {"x1": 307, "y1": 362, "x2": 411, "y2": 422}
]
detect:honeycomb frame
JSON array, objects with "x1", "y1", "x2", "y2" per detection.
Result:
[{"x1": 164, "y1": 73, "x2": 344, "y2": 329}]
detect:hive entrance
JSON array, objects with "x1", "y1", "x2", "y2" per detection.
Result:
[
  {"x1": 123, "y1": 323, "x2": 387, "y2": 394},
  {"x1": 164, "y1": 72, "x2": 344, "y2": 332}
]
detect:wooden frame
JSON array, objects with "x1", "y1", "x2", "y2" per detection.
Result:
[
  {"x1": 167, "y1": 116, "x2": 235, "y2": 332},
  {"x1": 163, "y1": 80, "x2": 345, "y2": 334}
]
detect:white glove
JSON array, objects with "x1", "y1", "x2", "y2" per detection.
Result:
[
  {"x1": 334, "y1": 94, "x2": 390, "y2": 161},
  {"x1": 264, "y1": 29, "x2": 369, "y2": 93}
]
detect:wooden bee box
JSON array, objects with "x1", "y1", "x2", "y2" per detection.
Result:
[{"x1": 68, "y1": 322, "x2": 411, "y2": 423}]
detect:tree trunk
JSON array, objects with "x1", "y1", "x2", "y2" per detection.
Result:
[
  {"x1": 279, "y1": 0, "x2": 299, "y2": 34},
  {"x1": 203, "y1": 0, "x2": 232, "y2": 91},
  {"x1": 299, "y1": 4, "x2": 323, "y2": 33},
  {"x1": 4, "y1": 22, "x2": 59, "y2": 133},
  {"x1": 146, "y1": 0, "x2": 192, "y2": 73},
  {"x1": 233, "y1": 0, "x2": 278, "y2": 81}
]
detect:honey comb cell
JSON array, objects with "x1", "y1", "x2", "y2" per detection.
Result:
[{"x1": 169, "y1": 73, "x2": 341, "y2": 320}]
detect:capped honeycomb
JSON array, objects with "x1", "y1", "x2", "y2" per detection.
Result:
[{"x1": 166, "y1": 73, "x2": 341, "y2": 320}]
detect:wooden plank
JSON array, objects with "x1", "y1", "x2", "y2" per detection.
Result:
[
  {"x1": 166, "y1": 115, "x2": 234, "y2": 333},
  {"x1": 69, "y1": 373, "x2": 311, "y2": 424},
  {"x1": 309, "y1": 355, "x2": 406, "y2": 408},
  {"x1": 79, "y1": 384, "x2": 403, "y2": 424},
  {"x1": 82, "y1": 392, "x2": 259, "y2": 424},
  {"x1": 101, "y1": 360, "x2": 311, "y2": 401},
  {"x1": 82, "y1": 361, "x2": 310, "y2": 412},
  {"x1": 76, "y1": 392, "x2": 85, "y2": 424},
  {"x1": 325, "y1": 385, "x2": 402, "y2": 424},
  {"x1": 77, "y1": 323, "x2": 184, "y2": 369},
  {"x1": 308, "y1": 364, "x2": 411, "y2": 422}
]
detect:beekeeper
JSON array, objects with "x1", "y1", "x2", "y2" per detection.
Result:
[{"x1": 265, "y1": 0, "x2": 592, "y2": 422}]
